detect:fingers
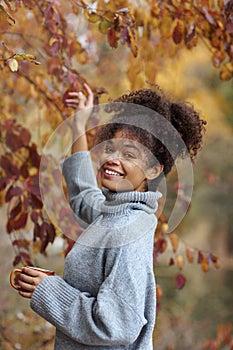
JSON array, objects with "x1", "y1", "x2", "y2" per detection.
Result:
[
  {"x1": 18, "y1": 290, "x2": 34, "y2": 299},
  {"x1": 84, "y1": 83, "x2": 94, "y2": 108},
  {"x1": 22, "y1": 266, "x2": 39, "y2": 277},
  {"x1": 64, "y1": 83, "x2": 94, "y2": 110}
]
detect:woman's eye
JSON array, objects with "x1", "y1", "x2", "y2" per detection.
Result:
[
  {"x1": 124, "y1": 152, "x2": 135, "y2": 159},
  {"x1": 104, "y1": 146, "x2": 114, "y2": 153}
]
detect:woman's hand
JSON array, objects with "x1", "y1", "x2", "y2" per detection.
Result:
[
  {"x1": 65, "y1": 83, "x2": 94, "y2": 131},
  {"x1": 64, "y1": 83, "x2": 94, "y2": 153},
  {"x1": 64, "y1": 83, "x2": 94, "y2": 111},
  {"x1": 17, "y1": 267, "x2": 50, "y2": 299}
]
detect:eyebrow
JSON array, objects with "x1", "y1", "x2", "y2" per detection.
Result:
[{"x1": 105, "y1": 140, "x2": 141, "y2": 154}]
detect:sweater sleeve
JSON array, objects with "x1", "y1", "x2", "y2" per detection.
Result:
[
  {"x1": 30, "y1": 247, "x2": 149, "y2": 346},
  {"x1": 61, "y1": 151, "x2": 105, "y2": 228}
]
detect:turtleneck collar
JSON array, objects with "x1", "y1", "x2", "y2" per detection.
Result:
[{"x1": 101, "y1": 187, "x2": 162, "y2": 215}]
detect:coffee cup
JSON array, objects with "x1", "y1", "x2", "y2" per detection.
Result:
[{"x1": 10, "y1": 266, "x2": 55, "y2": 290}]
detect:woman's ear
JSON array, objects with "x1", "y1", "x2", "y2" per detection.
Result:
[{"x1": 145, "y1": 164, "x2": 163, "y2": 180}]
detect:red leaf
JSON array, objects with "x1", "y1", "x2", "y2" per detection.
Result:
[
  {"x1": 172, "y1": 21, "x2": 183, "y2": 44},
  {"x1": 0, "y1": 177, "x2": 7, "y2": 191},
  {"x1": 29, "y1": 143, "x2": 41, "y2": 167},
  {"x1": 31, "y1": 211, "x2": 38, "y2": 223},
  {"x1": 24, "y1": 175, "x2": 40, "y2": 196},
  {"x1": 13, "y1": 255, "x2": 22, "y2": 266},
  {"x1": 0, "y1": 156, "x2": 19, "y2": 178},
  {"x1": 5, "y1": 185, "x2": 23, "y2": 202},
  {"x1": 19, "y1": 252, "x2": 32, "y2": 265},
  {"x1": 169, "y1": 257, "x2": 175, "y2": 266},
  {"x1": 10, "y1": 199, "x2": 22, "y2": 219},
  {"x1": 7, "y1": 212, "x2": 28, "y2": 232},
  {"x1": 198, "y1": 250, "x2": 204, "y2": 264},
  {"x1": 5, "y1": 126, "x2": 31, "y2": 151},
  {"x1": 12, "y1": 239, "x2": 30, "y2": 248},
  {"x1": 20, "y1": 163, "x2": 29, "y2": 178},
  {"x1": 33, "y1": 223, "x2": 40, "y2": 241},
  {"x1": 108, "y1": 28, "x2": 118, "y2": 48},
  {"x1": 29, "y1": 192, "x2": 43, "y2": 209},
  {"x1": 176, "y1": 273, "x2": 186, "y2": 290}
]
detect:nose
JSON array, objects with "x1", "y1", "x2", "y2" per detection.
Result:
[{"x1": 106, "y1": 155, "x2": 121, "y2": 165}]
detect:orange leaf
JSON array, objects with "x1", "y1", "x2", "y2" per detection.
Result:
[
  {"x1": 186, "y1": 246, "x2": 194, "y2": 263},
  {"x1": 156, "y1": 285, "x2": 163, "y2": 299},
  {"x1": 201, "y1": 255, "x2": 209, "y2": 272},
  {"x1": 169, "y1": 233, "x2": 179, "y2": 253}
]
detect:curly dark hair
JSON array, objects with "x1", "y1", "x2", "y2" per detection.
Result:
[{"x1": 97, "y1": 86, "x2": 206, "y2": 187}]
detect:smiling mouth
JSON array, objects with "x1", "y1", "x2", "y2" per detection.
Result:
[{"x1": 104, "y1": 169, "x2": 123, "y2": 177}]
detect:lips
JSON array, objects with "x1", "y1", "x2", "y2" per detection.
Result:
[{"x1": 104, "y1": 168, "x2": 124, "y2": 177}]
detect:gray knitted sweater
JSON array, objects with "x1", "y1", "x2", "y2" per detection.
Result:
[{"x1": 31, "y1": 151, "x2": 161, "y2": 349}]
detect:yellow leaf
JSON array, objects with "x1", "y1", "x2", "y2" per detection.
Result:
[
  {"x1": 219, "y1": 63, "x2": 233, "y2": 81},
  {"x1": 98, "y1": 19, "x2": 112, "y2": 34},
  {"x1": 49, "y1": 37, "x2": 58, "y2": 46},
  {"x1": 88, "y1": 12, "x2": 101, "y2": 23},
  {"x1": 161, "y1": 223, "x2": 168, "y2": 234},
  {"x1": 175, "y1": 255, "x2": 185, "y2": 270},
  {"x1": 28, "y1": 167, "x2": 38, "y2": 176},
  {"x1": 8, "y1": 58, "x2": 18, "y2": 72},
  {"x1": 13, "y1": 53, "x2": 36, "y2": 61}
]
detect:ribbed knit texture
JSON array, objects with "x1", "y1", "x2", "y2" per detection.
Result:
[{"x1": 31, "y1": 151, "x2": 161, "y2": 349}]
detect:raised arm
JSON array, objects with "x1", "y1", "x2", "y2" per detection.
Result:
[
  {"x1": 63, "y1": 84, "x2": 104, "y2": 226},
  {"x1": 64, "y1": 83, "x2": 94, "y2": 153}
]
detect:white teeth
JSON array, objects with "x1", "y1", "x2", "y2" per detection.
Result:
[{"x1": 105, "y1": 169, "x2": 121, "y2": 176}]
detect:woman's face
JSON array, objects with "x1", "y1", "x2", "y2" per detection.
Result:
[{"x1": 99, "y1": 130, "x2": 160, "y2": 192}]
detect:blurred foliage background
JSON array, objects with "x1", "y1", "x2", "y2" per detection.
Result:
[{"x1": 0, "y1": 1, "x2": 233, "y2": 349}]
